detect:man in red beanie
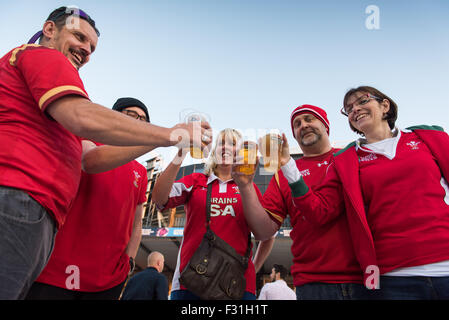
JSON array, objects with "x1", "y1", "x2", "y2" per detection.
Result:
[
  {"x1": 290, "y1": 104, "x2": 330, "y2": 136},
  {"x1": 234, "y1": 105, "x2": 373, "y2": 299}
]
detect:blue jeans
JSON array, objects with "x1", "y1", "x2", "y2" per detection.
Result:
[
  {"x1": 373, "y1": 276, "x2": 449, "y2": 300},
  {"x1": 171, "y1": 289, "x2": 257, "y2": 300},
  {"x1": 0, "y1": 187, "x2": 56, "y2": 300},
  {"x1": 296, "y1": 282, "x2": 376, "y2": 300}
]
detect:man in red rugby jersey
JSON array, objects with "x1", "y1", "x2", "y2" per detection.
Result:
[
  {"x1": 0, "y1": 7, "x2": 210, "y2": 299},
  {"x1": 234, "y1": 105, "x2": 372, "y2": 299}
]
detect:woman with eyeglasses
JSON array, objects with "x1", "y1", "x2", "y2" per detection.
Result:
[{"x1": 282, "y1": 86, "x2": 449, "y2": 299}]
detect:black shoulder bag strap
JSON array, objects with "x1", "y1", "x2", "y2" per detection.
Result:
[{"x1": 205, "y1": 182, "x2": 213, "y2": 229}]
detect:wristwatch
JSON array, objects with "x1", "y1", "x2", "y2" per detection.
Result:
[{"x1": 129, "y1": 257, "x2": 135, "y2": 274}]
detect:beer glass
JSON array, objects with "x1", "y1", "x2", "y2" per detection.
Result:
[
  {"x1": 235, "y1": 141, "x2": 258, "y2": 175},
  {"x1": 258, "y1": 133, "x2": 282, "y2": 173},
  {"x1": 183, "y1": 111, "x2": 210, "y2": 159}
]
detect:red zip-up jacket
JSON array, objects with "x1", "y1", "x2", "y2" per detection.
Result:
[{"x1": 289, "y1": 126, "x2": 449, "y2": 288}]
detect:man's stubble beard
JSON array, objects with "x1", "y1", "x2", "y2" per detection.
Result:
[{"x1": 300, "y1": 130, "x2": 322, "y2": 147}]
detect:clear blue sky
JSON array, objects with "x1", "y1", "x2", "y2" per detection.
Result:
[{"x1": 2, "y1": 0, "x2": 448, "y2": 167}]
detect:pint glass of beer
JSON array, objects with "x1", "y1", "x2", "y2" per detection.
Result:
[
  {"x1": 235, "y1": 141, "x2": 258, "y2": 175},
  {"x1": 184, "y1": 111, "x2": 210, "y2": 159},
  {"x1": 258, "y1": 133, "x2": 282, "y2": 173}
]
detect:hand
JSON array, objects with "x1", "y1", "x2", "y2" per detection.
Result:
[
  {"x1": 231, "y1": 156, "x2": 259, "y2": 188},
  {"x1": 280, "y1": 133, "x2": 292, "y2": 166},
  {"x1": 169, "y1": 121, "x2": 213, "y2": 152}
]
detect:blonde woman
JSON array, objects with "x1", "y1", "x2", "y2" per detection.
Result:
[{"x1": 152, "y1": 128, "x2": 262, "y2": 300}]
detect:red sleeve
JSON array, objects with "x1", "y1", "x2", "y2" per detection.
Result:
[
  {"x1": 261, "y1": 172, "x2": 287, "y2": 227},
  {"x1": 163, "y1": 173, "x2": 197, "y2": 209},
  {"x1": 12, "y1": 45, "x2": 89, "y2": 112},
  {"x1": 138, "y1": 164, "x2": 148, "y2": 204},
  {"x1": 292, "y1": 162, "x2": 345, "y2": 226}
]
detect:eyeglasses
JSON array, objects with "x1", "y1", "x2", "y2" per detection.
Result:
[
  {"x1": 28, "y1": 7, "x2": 99, "y2": 44},
  {"x1": 341, "y1": 94, "x2": 382, "y2": 116},
  {"x1": 123, "y1": 110, "x2": 148, "y2": 122}
]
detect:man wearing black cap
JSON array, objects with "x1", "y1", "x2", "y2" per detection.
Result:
[
  {"x1": 113, "y1": 97, "x2": 151, "y2": 123},
  {"x1": 0, "y1": 6, "x2": 211, "y2": 299},
  {"x1": 26, "y1": 98, "x2": 152, "y2": 300}
]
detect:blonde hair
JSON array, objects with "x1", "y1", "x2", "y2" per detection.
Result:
[{"x1": 204, "y1": 128, "x2": 242, "y2": 176}]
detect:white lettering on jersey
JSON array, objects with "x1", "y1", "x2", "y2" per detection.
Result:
[
  {"x1": 209, "y1": 203, "x2": 236, "y2": 217},
  {"x1": 299, "y1": 169, "x2": 310, "y2": 176},
  {"x1": 211, "y1": 197, "x2": 238, "y2": 204},
  {"x1": 221, "y1": 205, "x2": 235, "y2": 217},
  {"x1": 210, "y1": 204, "x2": 222, "y2": 217}
]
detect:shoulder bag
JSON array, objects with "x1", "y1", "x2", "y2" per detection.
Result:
[{"x1": 179, "y1": 183, "x2": 251, "y2": 300}]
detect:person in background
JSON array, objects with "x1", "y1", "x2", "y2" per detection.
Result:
[
  {"x1": 0, "y1": 6, "x2": 210, "y2": 299},
  {"x1": 258, "y1": 264, "x2": 296, "y2": 300},
  {"x1": 26, "y1": 98, "x2": 150, "y2": 300},
  {"x1": 121, "y1": 251, "x2": 169, "y2": 300},
  {"x1": 252, "y1": 237, "x2": 275, "y2": 273}
]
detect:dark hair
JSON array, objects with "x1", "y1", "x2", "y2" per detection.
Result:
[
  {"x1": 273, "y1": 264, "x2": 288, "y2": 279},
  {"x1": 343, "y1": 86, "x2": 398, "y2": 136},
  {"x1": 39, "y1": 6, "x2": 100, "y2": 42}
]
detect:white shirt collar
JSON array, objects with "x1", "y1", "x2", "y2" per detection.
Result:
[
  {"x1": 355, "y1": 127, "x2": 400, "y2": 150},
  {"x1": 356, "y1": 127, "x2": 401, "y2": 160},
  {"x1": 207, "y1": 173, "x2": 233, "y2": 185}
]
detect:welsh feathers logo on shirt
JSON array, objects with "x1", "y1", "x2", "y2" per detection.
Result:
[
  {"x1": 232, "y1": 185, "x2": 240, "y2": 194},
  {"x1": 359, "y1": 153, "x2": 378, "y2": 162},
  {"x1": 133, "y1": 170, "x2": 141, "y2": 188},
  {"x1": 406, "y1": 141, "x2": 421, "y2": 150}
]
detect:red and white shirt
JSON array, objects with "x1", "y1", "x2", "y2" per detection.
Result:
[
  {"x1": 36, "y1": 143, "x2": 148, "y2": 291},
  {"x1": 289, "y1": 129, "x2": 449, "y2": 279},
  {"x1": 262, "y1": 149, "x2": 363, "y2": 287},
  {"x1": 0, "y1": 44, "x2": 90, "y2": 228},
  {"x1": 356, "y1": 130, "x2": 449, "y2": 274},
  {"x1": 165, "y1": 172, "x2": 262, "y2": 295}
]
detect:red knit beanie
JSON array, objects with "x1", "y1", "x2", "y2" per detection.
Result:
[{"x1": 290, "y1": 105, "x2": 330, "y2": 138}]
